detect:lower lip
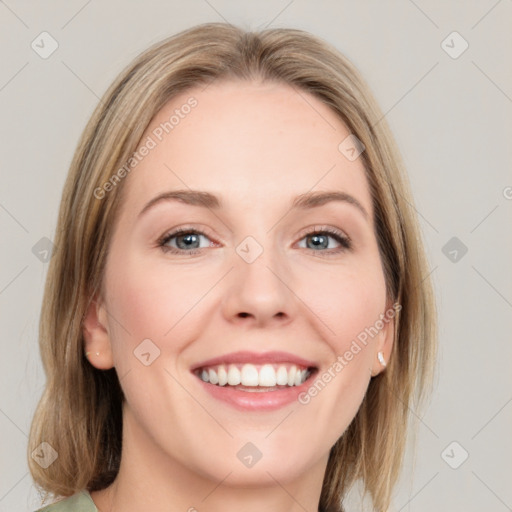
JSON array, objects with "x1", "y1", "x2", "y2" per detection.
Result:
[{"x1": 193, "y1": 371, "x2": 317, "y2": 411}]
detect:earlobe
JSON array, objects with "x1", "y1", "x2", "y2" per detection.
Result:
[
  {"x1": 370, "y1": 307, "x2": 395, "y2": 377},
  {"x1": 82, "y1": 295, "x2": 115, "y2": 370},
  {"x1": 377, "y1": 351, "x2": 387, "y2": 368}
]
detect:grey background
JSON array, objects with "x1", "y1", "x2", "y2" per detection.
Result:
[{"x1": 1, "y1": 1, "x2": 511, "y2": 511}]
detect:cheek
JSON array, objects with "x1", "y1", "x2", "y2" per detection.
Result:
[
  {"x1": 294, "y1": 265, "x2": 385, "y2": 437},
  {"x1": 292, "y1": 257, "x2": 386, "y2": 415},
  {"x1": 107, "y1": 250, "x2": 212, "y2": 332},
  {"x1": 298, "y1": 259, "x2": 387, "y2": 351},
  {"x1": 104, "y1": 254, "x2": 197, "y2": 366}
]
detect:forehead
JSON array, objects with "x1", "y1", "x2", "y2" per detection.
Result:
[{"x1": 120, "y1": 79, "x2": 373, "y2": 219}]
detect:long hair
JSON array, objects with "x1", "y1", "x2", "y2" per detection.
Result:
[{"x1": 28, "y1": 22, "x2": 437, "y2": 511}]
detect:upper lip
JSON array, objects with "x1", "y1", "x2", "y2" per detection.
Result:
[{"x1": 190, "y1": 350, "x2": 318, "y2": 371}]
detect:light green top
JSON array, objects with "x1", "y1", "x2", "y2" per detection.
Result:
[{"x1": 35, "y1": 490, "x2": 98, "y2": 512}]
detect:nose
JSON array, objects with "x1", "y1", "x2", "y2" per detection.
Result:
[{"x1": 221, "y1": 244, "x2": 297, "y2": 328}]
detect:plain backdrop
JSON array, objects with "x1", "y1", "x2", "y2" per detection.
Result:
[{"x1": 1, "y1": 1, "x2": 511, "y2": 511}]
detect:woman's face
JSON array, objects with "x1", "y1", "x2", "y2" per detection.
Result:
[{"x1": 88, "y1": 79, "x2": 394, "y2": 487}]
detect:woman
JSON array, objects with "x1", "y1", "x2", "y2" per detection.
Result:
[{"x1": 29, "y1": 22, "x2": 437, "y2": 512}]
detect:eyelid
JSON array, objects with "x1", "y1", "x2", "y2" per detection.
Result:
[
  {"x1": 293, "y1": 225, "x2": 352, "y2": 256},
  {"x1": 157, "y1": 223, "x2": 353, "y2": 259},
  {"x1": 294, "y1": 224, "x2": 351, "y2": 244},
  {"x1": 157, "y1": 224, "x2": 219, "y2": 249},
  {"x1": 158, "y1": 224, "x2": 350, "y2": 247}
]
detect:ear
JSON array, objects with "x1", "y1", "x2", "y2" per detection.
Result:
[
  {"x1": 370, "y1": 302, "x2": 397, "y2": 377},
  {"x1": 82, "y1": 294, "x2": 115, "y2": 370}
]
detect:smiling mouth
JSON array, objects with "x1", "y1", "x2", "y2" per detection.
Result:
[{"x1": 193, "y1": 362, "x2": 317, "y2": 391}]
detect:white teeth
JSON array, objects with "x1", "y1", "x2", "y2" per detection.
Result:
[
  {"x1": 197, "y1": 363, "x2": 312, "y2": 388},
  {"x1": 208, "y1": 368, "x2": 219, "y2": 385},
  {"x1": 258, "y1": 364, "x2": 276, "y2": 386},
  {"x1": 227, "y1": 365, "x2": 241, "y2": 386},
  {"x1": 287, "y1": 365, "x2": 296, "y2": 386},
  {"x1": 240, "y1": 364, "x2": 259, "y2": 386},
  {"x1": 217, "y1": 365, "x2": 228, "y2": 386}
]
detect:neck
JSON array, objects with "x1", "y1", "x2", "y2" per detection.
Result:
[{"x1": 91, "y1": 405, "x2": 329, "y2": 512}]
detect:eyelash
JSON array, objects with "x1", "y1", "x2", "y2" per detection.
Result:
[{"x1": 157, "y1": 225, "x2": 352, "y2": 258}]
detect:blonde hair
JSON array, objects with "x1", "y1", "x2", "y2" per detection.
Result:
[{"x1": 28, "y1": 22, "x2": 437, "y2": 512}]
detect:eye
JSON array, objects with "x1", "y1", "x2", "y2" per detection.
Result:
[
  {"x1": 296, "y1": 226, "x2": 352, "y2": 256},
  {"x1": 158, "y1": 227, "x2": 214, "y2": 255},
  {"x1": 157, "y1": 225, "x2": 352, "y2": 257}
]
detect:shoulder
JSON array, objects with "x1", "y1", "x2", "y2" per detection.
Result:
[{"x1": 34, "y1": 490, "x2": 97, "y2": 512}]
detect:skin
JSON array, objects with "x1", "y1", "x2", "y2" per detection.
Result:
[{"x1": 83, "y1": 79, "x2": 394, "y2": 512}]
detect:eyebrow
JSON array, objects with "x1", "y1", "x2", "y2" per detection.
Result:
[{"x1": 138, "y1": 189, "x2": 369, "y2": 221}]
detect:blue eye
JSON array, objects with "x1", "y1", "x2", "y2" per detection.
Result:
[
  {"x1": 159, "y1": 228, "x2": 212, "y2": 255},
  {"x1": 158, "y1": 226, "x2": 352, "y2": 257},
  {"x1": 298, "y1": 228, "x2": 351, "y2": 254}
]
